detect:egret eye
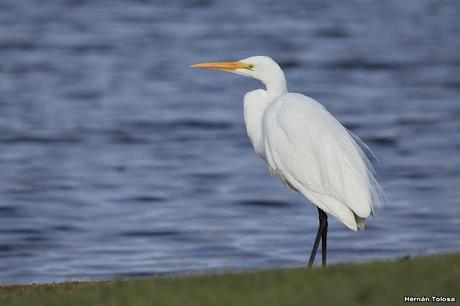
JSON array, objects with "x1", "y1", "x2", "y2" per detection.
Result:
[{"x1": 248, "y1": 64, "x2": 255, "y2": 70}]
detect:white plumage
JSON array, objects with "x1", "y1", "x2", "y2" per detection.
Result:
[
  {"x1": 246, "y1": 91, "x2": 379, "y2": 230},
  {"x1": 240, "y1": 57, "x2": 380, "y2": 231},
  {"x1": 192, "y1": 55, "x2": 382, "y2": 266}
]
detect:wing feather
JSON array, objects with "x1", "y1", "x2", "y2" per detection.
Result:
[{"x1": 262, "y1": 93, "x2": 381, "y2": 230}]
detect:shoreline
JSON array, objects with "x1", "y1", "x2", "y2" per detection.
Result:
[
  {"x1": 1, "y1": 253, "x2": 459, "y2": 305},
  {"x1": 0, "y1": 253, "x2": 441, "y2": 287}
]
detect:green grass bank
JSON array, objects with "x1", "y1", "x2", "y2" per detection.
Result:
[{"x1": 1, "y1": 254, "x2": 459, "y2": 306}]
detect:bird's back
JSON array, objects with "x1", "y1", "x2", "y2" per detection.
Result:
[{"x1": 261, "y1": 93, "x2": 381, "y2": 230}]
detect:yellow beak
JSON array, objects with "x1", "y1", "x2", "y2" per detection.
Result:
[{"x1": 191, "y1": 61, "x2": 250, "y2": 72}]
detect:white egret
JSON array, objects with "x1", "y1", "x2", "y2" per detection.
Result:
[{"x1": 191, "y1": 56, "x2": 381, "y2": 268}]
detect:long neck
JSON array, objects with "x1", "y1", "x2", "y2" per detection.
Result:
[
  {"x1": 244, "y1": 65, "x2": 288, "y2": 159},
  {"x1": 261, "y1": 67, "x2": 288, "y2": 99}
]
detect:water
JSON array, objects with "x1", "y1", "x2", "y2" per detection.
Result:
[{"x1": 0, "y1": 0, "x2": 459, "y2": 284}]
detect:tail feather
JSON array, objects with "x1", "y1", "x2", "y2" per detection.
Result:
[{"x1": 355, "y1": 215, "x2": 366, "y2": 231}]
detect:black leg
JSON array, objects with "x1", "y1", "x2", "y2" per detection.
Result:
[
  {"x1": 308, "y1": 208, "x2": 327, "y2": 268},
  {"x1": 320, "y1": 210, "x2": 328, "y2": 268}
]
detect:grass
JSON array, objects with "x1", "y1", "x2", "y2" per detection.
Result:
[{"x1": 1, "y1": 254, "x2": 459, "y2": 306}]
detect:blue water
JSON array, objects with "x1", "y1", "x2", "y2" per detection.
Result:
[{"x1": 0, "y1": 0, "x2": 459, "y2": 284}]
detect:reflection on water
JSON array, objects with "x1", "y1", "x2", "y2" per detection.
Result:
[{"x1": 0, "y1": 0, "x2": 459, "y2": 284}]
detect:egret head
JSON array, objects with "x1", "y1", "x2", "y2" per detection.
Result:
[{"x1": 191, "y1": 56, "x2": 286, "y2": 92}]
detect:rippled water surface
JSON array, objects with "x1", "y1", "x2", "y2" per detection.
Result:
[{"x1": 1, "y1": 0, "x2": 459, "y2": 284}]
